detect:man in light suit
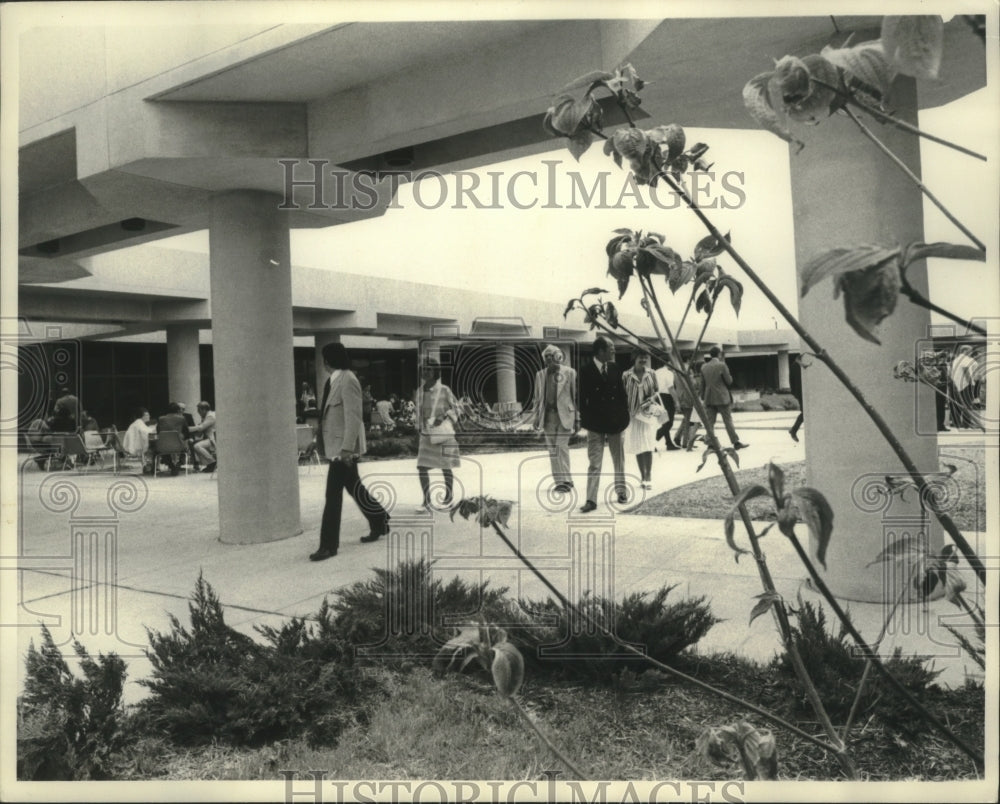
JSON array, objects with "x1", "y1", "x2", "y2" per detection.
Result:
[
  {"x1": 310, "y1": 342, "x2": 390, "y2": 562},
  {"x1": 578, "y1": 336, "x2": 631, "y2": 513},
  {"x1": 700, "y1": 346, "x2": 749, "y2": 450},
  {"x1": 533, "y1": 344, "x2": 579, "y2": 493}
]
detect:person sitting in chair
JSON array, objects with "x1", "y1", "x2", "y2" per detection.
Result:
[
  {"x1": 188, "y1": 401, "x2": 217, "y2": 473},
  {"x1": 156, "y1": 402, "x2": 190, "y2": 476}
]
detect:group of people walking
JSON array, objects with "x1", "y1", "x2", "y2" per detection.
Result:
[{"x1": 533, "y1": 338, "x2": 749, "y2": 514}]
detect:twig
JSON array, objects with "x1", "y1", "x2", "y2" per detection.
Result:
[
  {"x1": 841, "y1": 565, "x2": 914, "y2": 741},
  {"x1": 843, "y1": 106, "x2": 985, "y2": 251},
  {"x1": 786, "y1": 530, "x2": 985, "y2": 771},
  {"x1": 898, "y1": 268, "x2": 987, "y2": 335},
  {"x1": 655, "y1": 168, "x2": 987, "y2": 587},
  {"x1": 811, "y1": 77, "x2": 987, "y2": 162},
  {"x1": 486, "y1": 518, "x2": 846, "y2": 761},
  {"x1": 509, "y1": 697, "x2": 587, "y2": 779}
]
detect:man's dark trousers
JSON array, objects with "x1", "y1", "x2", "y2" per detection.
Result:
[{"x1": 319, "y1": 458, "x2": 388, "y2": 553}]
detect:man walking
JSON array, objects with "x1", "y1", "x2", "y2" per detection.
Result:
[
  {"x1": 311, "y1": 342, "x2": 390, "y2": 562},
  {"x1": 533, "y1": 344, "x2": 579, "y2": 493},
  {"x1": 700, "y1": 347, "x2": 749, "y2": 451},
  {"x1": 578, "y1": 337, "x2": 630, "y2": 512}
]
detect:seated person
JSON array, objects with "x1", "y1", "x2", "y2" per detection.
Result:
[
  {"x1": 79, "y1": 410, "x2": 100, "y2": 432},
  {"x1": 375, "y1": 397, "x2": 395, "y2": 429},
  {"x1": 155, "y1": 402, "x2": 190, "y2": 475},
  {"x1": 188, "y1": 400, "x2": 217, "y2": 473},
  {"x1": 122, "y1": 408, "x2": 153, "y2": 464},
  {"x1": 298, "y1": 407, "x2": 320, "y2": 463},
  {"x1": 26, "y1": 417, "x2": 59, "y2": 469},
  {"x1": 47, "y1": 394, "x2": 78, "y2": 434}
]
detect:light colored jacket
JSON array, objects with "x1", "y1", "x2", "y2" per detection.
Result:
[
  {"x1": 189, "y1": 410, "x2": 217, "y2": 442},
  {"x1": 318, "y1": 370, "x2": 367, "y2": 459},
  {"x1": 532, "y1": 365, "x2": 578, "y2": 431}
]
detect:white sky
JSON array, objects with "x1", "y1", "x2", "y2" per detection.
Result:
[{"x1": 163, "y1": 86, "x2": 996, "y2": 334}]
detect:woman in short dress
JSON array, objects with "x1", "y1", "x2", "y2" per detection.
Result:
[
  {"x1": 622, "y1": 352, "x2": 659, "y2": 490},
  {"x1": 415, "y1": 358, "x2": 461, "y2": 513}
]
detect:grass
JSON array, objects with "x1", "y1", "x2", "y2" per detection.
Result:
[
  {"x1": 115, "y1": 661, "x2": 984, "y2": 781},
  {"x1": 629, "y1": 446, "x2": 986, "y2": 533}
]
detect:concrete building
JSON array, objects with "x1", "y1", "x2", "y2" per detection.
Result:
[{"x1": 10, "y1": 12, "x2": 988, "y2": 598}]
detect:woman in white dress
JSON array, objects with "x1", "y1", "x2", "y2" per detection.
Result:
[
  {"x1": 622, "y1": 353, "x2": 659, "y2": 490},
  {"x1": 415, "y1": 359, "x2": 461, "y2": 513}
]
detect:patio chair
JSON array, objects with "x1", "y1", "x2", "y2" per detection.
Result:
[
  {"x1": 296, "y1": 425, "x2": 320, "y2": 470},
  {"x1": 60, "y1": 432, "x2": 107, "y2": 473},
  {"x1": 153, "y1": 429, "x2": 191, "y2": 477},
  {"x1": 105, "y1": 430, "x2": 144, "y2": 475}
]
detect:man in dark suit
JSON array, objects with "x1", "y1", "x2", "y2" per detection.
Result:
[
  {"x1": 578, "y1": 336, "x2": 631, "y2": 512},
  {"x1": 700, "y1": 347, "x2": 749, "y2": 450},
  {"x1": 156, "y1": 401, "x2": 190, "y2": 476},
  {"x1": 310, "y1": 342, "x2": 390, "y2": 562}
]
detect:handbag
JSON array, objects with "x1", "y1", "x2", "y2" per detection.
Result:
[
  {"x1": 635, "y1": 399, "x2": 665, "y2": 425},
  {"x1": 426, "y1": 383, "x2": 455, "y2": 444}
]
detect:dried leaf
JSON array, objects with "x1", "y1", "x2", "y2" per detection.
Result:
[
  {"x1": 668, "y1": 260, "x2": 696, "y2": 294},
  {"x1": 767, "y1": 462, "x2": 785, "y2": 503},
  {"x1": 800, "y1": 244, "x2": 900, "y2": 297},
  {"x1": 491, "y1": 641, "x2": 525, "y2": 698},
  {"x1": 723, "y1": 484, "x2": 771, "y2": 562},
  {"x1": 837, "y1": 259, "x2": 901, "y2": 344},
  {"x1": 882, "y1": 15, "x2": 944, "y2": 79},
  {"x1": 901, "y1": 241, "x2": 986, "y2": 267},
  {"x1": 558, "y1": 70, "x2": 615, "y2": 94},
  {"x1": 743, "y1": 71, "x2": 803, "y2": 151},
  {"x1": 749, "y1": 591, "x2": 783, "y2": 626},
  {"x1": 694, "y1": 233, "x2": 730, "y2": 262},
  {"x1": 718, "y1": 276, "x2": 744, "y2": 316},
  {"x1": 784, "y1": 54, "x2": 839, "y2": 122},
  {"x1": 790, "y1": 487, "x2": 835, "y2": 570},
  {"x1": 869, "y1": 534, "x2": 928, "y2": 566},
  {"x1": 821, "y1": 39, "x2": 894, "y2": 100},
  {"x1": 567, "y1": 131, "x2": 594, "y2": 162}
]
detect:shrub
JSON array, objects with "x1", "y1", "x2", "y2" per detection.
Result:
[
  {"x1": 773, "y1": 599, "x2": 941, "y2": 731},
  {"x1": 510, "y1": 586, "x2": 719, "y2": 681},
  {"x1": 329, "y1": 561, "x2": 718, "y2": 684},
  {"x1": 18, "y1": 625, "x2": 129, "y2": 780},
  {"x1": 363, "y1": 434, "x2": 418, "y2": 458},
  {"x1": 137, "y1": 573, "x2": 377, "y2": 748},
  {"x1": 331, "y1": 559, "x2": 517, "y2": 662}
]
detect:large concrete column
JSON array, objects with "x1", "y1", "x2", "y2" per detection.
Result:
[
  {"x1": 314, "y1": 332, "x2": 341, "y2": 403},
  {"x1": 165, "y1": 325, "x2": 201, "y2": 409},
  {"x1": 776, "y1": 349, "x2": 790, "y2": 392},
  {"x1": 496, "y1": 344, "x2": 517, "y2": 406},
  {"x1": 209, "y1": 191, "x2": 301, "y2": 544},
  {"x1": 790, "y1": 76, "x2": 940, "y2": 602}
]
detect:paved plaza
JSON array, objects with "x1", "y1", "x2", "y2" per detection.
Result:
[{"x1": 14, "y1": 412, "x2": 986, "y2": 703}]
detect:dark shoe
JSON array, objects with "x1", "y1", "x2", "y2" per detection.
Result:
[
  {"x1": 201, "y1": 461, "x2": 217, "y2": 473},
  {"x1": 309, "y1": 548, "x2": 336, "y2": 561},
  {"x1": 552, "y1": 482, "x2": 573, "y2": 493},
  {"x1": 617, "y1": 492, "x2": 629, "y2": 504},
  {"x1": 788, "y1": 429, "x2": 799, "y2": 442},
  {"x1": 665, "y1": 443, "x2": 679, "y2": 450},
  {"x1": 733, "y1": 441, "x2": 750, "y2": 450},
  {"x1": 361, "y1": 519, "x2": 390, "y2": 542},
  {"x1": 938, "y1": 427, "x2": 950, "y2": 432},
  {"x1": 579, "y1": 500, "x2": 597, "y2": 513}
]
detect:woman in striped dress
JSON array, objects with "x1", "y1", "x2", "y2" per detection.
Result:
[{"x1": 622, "y1": 352, "x2": 659, "y2": 490}]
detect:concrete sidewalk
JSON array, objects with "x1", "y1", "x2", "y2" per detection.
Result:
[{"x1": 13, "y1": 411, "x2": 985, "y2": 703}]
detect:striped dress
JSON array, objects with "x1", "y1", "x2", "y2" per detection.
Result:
[{"x1": 622, "y1": 367, "x2": 658, "y2": 455}]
